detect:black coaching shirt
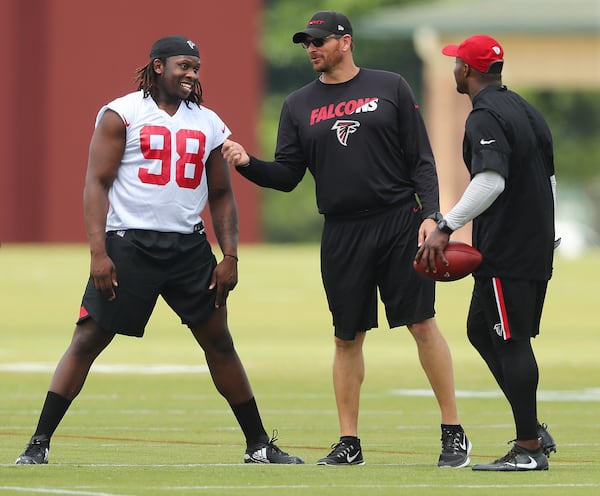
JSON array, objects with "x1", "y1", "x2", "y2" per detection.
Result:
[
  {"x1": 465, "y1": 85, "x2": 555, "y2": 280},
  {"x1": 237, "y1": 68, "x2": 439, "y2": 218}
]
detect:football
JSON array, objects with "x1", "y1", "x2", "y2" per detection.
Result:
[{"x1": 414, "y1": 241, "x2": 482, "y2": 282}]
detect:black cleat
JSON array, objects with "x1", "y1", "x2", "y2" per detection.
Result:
[
  {"x1": 15, "y1": 435, "x2": 50, "y2": 465},
  {"x1": 472, "y1": 443, "x2": 548, "y2": 471},
  {"x1": 438, "y1": 428, "x2": 472, "y2": 468},
  {"x1": 316, "y1": 438, "x2": 365, "y2": 466},
  {"x1": 244, "y1": 432, "x2": 304, "y2": 464},
  {"x1": 537, "y1": 423, "x2": 557, "y2": 458}
]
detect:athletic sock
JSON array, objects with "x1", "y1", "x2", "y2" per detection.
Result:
[
  {"x1": 340, "y1": 435, "x2": 360, "y2": 444},
  {"x1": 231, "y1": 397, "x2": 269, "y2": 448},
  {"x1": 441, "y1": 424, "x2": 464, "y2": 432},
  {"x1": 33, "y1": 391, "x2": 72, "y2": 439}
]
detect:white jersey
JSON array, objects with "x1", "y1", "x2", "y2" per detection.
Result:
[{"x1": 96, "y1": 90, "x2": 231, "y2": 233}]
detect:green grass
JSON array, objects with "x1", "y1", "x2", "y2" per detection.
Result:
[{"x1": 1, "y1": 244, "x2": 599, "y2": 495}]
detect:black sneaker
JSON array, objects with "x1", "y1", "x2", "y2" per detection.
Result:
[
  {"x1": 15, "y1": 435, "x2": 50, "y2": 465},
  {"x1": 538, "y1": 423, "x2": 557, "y2": 458},
  {"x1": 316, "y1": 438, "x2": 365, "y2": 466},
  {"x1": 472, "y1": 443, "x2": 548, "y2": 471},
  {"x1": 244, "y1": 432, "x2": 304, "y2": 464},
  {"x1": 438, "y1": 427, "x2": 472, "y2": 468}
]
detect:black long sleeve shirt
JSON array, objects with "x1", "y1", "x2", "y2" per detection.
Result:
[{"x1": 237, "y1": 68, "x2": 440, "y2": 218}]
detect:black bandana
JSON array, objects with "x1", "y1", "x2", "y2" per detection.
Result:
[{"x1": 149, "y1": 35, "x2": 199, "y2": 60}]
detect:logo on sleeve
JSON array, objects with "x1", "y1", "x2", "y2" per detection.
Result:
[
  {"x1": 331, "y1": 120, "x2": 360, "y2": 146},
  {"x1": 480, "y1": 138, "x2": 496, "y2": 145}
]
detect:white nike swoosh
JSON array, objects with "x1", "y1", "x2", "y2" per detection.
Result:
[
  {"x1": 509, "y1": 456, "x2": 538, "y2": 469},
  {"x1": 480, "y1": 139, "x2": 496, "y2": 145},
  {"x1": 346, "y1": 452, "x2": 359, "y2": 463}
]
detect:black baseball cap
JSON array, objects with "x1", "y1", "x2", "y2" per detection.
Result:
[{"x1": 292, "y1": 11, "x2": 353, "y2": 43}]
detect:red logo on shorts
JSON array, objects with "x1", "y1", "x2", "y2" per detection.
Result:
[{"x1": 79, "y1": 306, "x2": 89, "y2": 319}]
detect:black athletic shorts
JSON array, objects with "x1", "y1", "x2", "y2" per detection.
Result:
[
  {"x1": 78, "y1": 229, "x2": 217, "y2": 337},
  {"x1": 467, "y1": 277, "x2": 548, "y2": 341},
  {"x1": 321, "y1": 199, "x2": 435, "y2": 340}
]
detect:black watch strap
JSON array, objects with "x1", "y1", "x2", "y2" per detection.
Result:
[
  {"x1": 437, "y1": 219, "x2": 454, "y2": 235},
  {"x1": 426, "y1": 211, "x2": 443, "y2": 222}
]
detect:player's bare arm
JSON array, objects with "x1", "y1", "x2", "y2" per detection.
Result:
[
  {"x1": 206, "y1": 147, "x2": 239, "y2": 308},
  {"x1": 83, "y1": 109, "x2": 126, "y2": 301},
  {"x1": 221, "y1": 139, "x2": 250, "y2": 167}
]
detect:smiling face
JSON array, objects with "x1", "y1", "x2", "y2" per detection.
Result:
[{"x1": 153, "y1": 55, "x2": 201, "y2": 105}]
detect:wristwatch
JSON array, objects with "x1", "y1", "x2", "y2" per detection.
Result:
[
  {"x1": 437, "y1": 218, "x2": 454, "y2": 235},
  {"x1": 426, "y1": 211, "x2": 444, "y2": 223}
]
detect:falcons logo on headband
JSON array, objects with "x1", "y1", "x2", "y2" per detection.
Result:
[{"x1": 331, "y1": 120, "x2": 360, "y2": 146}]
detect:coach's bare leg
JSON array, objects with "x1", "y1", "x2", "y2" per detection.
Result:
[
  {"x1": 333, "y1": 331, "x2": 366, "y2": 437},
  {"x1": 49, "y1": 320, "x2": 115, "y2": 401},
  {"x1": 191, "y1": 306, "x2": 254, "y2": 405},
  {"x1": 408, "y1": 318, "x2": 459, "y2": 424}
]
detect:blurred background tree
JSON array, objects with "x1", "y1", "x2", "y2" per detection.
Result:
[{"x1": 257, "y1": 0, "x2": 600, "y2": 243}]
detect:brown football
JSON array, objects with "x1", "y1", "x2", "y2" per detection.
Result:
[{"x1": 414, "y1": 241, "x2": 482, "y2": 282}]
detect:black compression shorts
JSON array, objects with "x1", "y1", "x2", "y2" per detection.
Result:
[
  {"x1": 321, "y1": 199, "x2": 435, "y2": 340},
  {"x1": 78, "y1": 229, "x2": 217, "y2": 337}
]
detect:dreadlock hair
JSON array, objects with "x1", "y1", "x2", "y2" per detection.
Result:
[{"x1": 134, "y1": 58, "x2": 203, "y2": 106}]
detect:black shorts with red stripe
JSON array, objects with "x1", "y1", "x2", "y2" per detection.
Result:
[{"x1": 467, "y1": 277, "x2": 548, "y2": 341}]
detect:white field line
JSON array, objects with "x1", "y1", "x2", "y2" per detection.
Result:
[
  {"x1": 2, "y1": 483, "x2": 598, "y2": 492},
  {"x1": 1, "y1": 363, "x2": 599, "y2": 402},
  {"x1": 391, "y1": 388, "x2": 600, "y2": 402},
  {"x1": 0, "y1": 487, "x2": 129, "y2": 496}
]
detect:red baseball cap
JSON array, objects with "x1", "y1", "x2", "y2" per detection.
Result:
[{"x1": 442, "y1": 35, "x2": 504, "y2": 73}]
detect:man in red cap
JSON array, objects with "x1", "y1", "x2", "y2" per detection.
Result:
[{"x1": 416, "y1": 34, "x2": 558, "y2": 471}]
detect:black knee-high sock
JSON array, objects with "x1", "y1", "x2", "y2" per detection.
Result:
[
  {"x1": 33, "y1": 391, "x2": 72, "y2": 439},
  {"x1": 231, "y1": 397, "x2": 269, "y2": 448}
]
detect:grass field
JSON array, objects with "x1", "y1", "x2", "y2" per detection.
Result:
[{"x1": 1, "y1": 243, "x2": 599, "y2": 495}]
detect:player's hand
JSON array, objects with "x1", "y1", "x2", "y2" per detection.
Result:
[
  {"x1": 209, "y1": 256, "x2": 238, "y2": 308},
  {"x1": 90, "y1": 252, "x2": 118, "y2": 301},
  {"x1": 221, "y1": 139, "x2": 250, "y2": 167},
  {"x1": 417, "y1": 218, "x2": 437, "y2": 247},
  {"x1": 414, "y1": 227, "x2": 449, "y2": 274}
]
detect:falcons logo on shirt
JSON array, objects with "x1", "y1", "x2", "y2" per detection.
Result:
[{"x1": 331, "y1": 120, "x2": 360, "y2": 146}]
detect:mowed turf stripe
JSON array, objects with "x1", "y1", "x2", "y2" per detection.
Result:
[{"x1": 0, "y1": 363, "x2": 209, "y2": 374}]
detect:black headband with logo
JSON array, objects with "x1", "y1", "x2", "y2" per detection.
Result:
[{"x1": 149, "y1": 35, "x2": 199, "y2": 59}]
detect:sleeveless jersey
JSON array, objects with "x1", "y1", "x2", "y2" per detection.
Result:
[{"x1": 96, "y1": 90, "x2": 231, "y2": 233}]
